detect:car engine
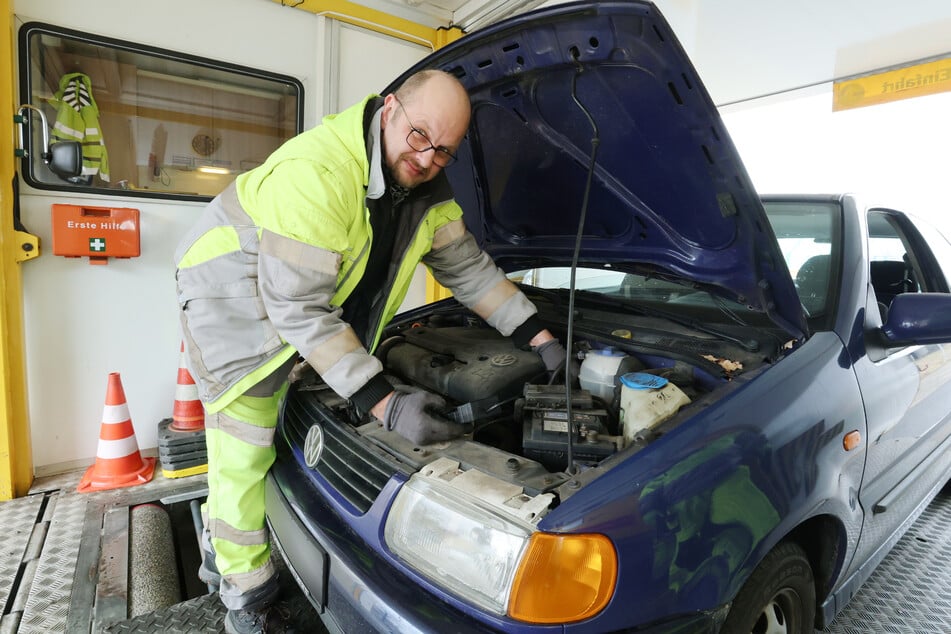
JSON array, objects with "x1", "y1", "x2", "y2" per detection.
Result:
[
  {"x1": 368, "y1": 316, "x2": 704, "y2": 471},
  {"x1": 378, "y1": 325, "x2": 617, "y2": 470}
]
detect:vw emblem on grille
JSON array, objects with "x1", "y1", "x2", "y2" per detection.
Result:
[
  {"x1": 490, "y1": 353, "x2": 517, "y2": 367},
  {"x1": 303, "y1": 424, "x2": 324, "y2": 469}
]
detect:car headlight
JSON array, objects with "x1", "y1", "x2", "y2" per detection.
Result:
[
  {"x1": 385, "y1": 475, "x2": 530, "y2": 613},
  {"x1": 384, "y1": 459, "x2": 617, "y2": 622}
]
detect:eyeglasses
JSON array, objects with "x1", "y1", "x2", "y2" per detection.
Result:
[{"x1": 393, "y1": 96, "x2": 457, "y2": 168}]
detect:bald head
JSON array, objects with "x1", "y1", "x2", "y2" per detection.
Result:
[
  {"x1": 381, "y1": 70, "x2": 471, "y2": 189},
  {"x1": 396, "y1": 70, "x2": 471, "y2": 128}
]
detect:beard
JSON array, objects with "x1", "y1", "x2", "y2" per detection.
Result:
[{"x1": 390, "y1": 154, "x2": 431, "y2": 189}]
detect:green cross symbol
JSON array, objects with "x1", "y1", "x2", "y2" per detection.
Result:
[{"x1": 89, "y1": 237, "x2": 106, "y2": 252}]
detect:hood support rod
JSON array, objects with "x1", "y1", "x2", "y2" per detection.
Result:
[{"x1": 563, "y1": 53, "x2": 600, "y2": 477}]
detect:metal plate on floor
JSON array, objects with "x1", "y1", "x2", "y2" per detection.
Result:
[
  {"x1": 101, "y1": 593, "x2": 225, "y2": 633},
  {"x1": 24, "y1": 484, "x2": 89, "y2": 633},
  {"x1": 0, "y1": 495, "x2": 44, "y2": 613},
  {"x1": 823, "y1": 490, "x2": 951, "y2": 633},
  {"x1": 100, "y1": 582, "x2": 319, "y2": 633}
]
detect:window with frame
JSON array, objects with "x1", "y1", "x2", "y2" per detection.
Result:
[
  {"x1": 765, "y1": 200, "x2": 839, "y2": 321},
  {"x1": 19, "y1": 22, "x2": 302, "y2": 200},
  {"x1": 867, "y1": 211, "x2": 926, "y2": 317}
]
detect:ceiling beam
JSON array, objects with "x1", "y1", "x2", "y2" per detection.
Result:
[{"x1": 270, "y1": 0, "x2": 445, "y2": 49}]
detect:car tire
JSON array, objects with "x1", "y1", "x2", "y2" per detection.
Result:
[{"x1": 720, "y1": 541, "x2": 816, "y2": 634}]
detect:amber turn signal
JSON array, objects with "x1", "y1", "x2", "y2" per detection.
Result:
[
  {"x1": 508, "y1": 532, "x2": 617, "y2": 623},
  {"x1": 843, "y1": 430, "x2": 862, "y2": 451}
]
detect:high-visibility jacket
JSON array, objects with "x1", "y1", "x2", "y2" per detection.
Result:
[
  {"x1": 50, "y1": 72, "x2": 110, "y2": 182},
  {"x1": 175, "y1": 95, "x2": 537, "y2": 412}
]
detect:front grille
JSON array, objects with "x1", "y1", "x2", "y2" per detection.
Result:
[{"x1": 279, "y1": 385, "x2": 403, "y2": 513}]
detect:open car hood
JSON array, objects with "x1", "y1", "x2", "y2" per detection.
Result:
[{"x1": 384, "y1": 1, "x2": 807, "y2": 338}]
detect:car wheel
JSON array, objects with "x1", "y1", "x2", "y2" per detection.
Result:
[{"x1": 720, "y1": 542, "x2": 816, "y2": 634}]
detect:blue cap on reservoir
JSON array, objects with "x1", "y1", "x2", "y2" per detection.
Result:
[
  {"x1": 620, "y1": 372, "x2": 668, "y2": 390},
  {"x1": 591, "y1": 346, "x2": 626, "y2": 357}
]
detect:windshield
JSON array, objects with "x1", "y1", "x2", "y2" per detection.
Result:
[
  {"x1": 763, "y1": 200, "x2": 838, "y2": 319},
  {"x1": 510, "y1": 266, "x2": 700, "y2": 298},
  {"x1": 509, "y1": 200, "x2": 840, "y2": 322}
]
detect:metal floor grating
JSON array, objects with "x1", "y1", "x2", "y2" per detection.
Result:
[
  {"x1": 0, "y1": 470, "x2": 949, "y2": 633},
  {"x1": 823, "y1": 489, "x2": 951, "y2": 633},
  {"x1": 0, "y1": 469, "x2": 212, "y2": 633}
]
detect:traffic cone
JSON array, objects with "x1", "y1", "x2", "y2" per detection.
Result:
[
  {"x1": 158, "y1": 341, "x2": 208, "y2": 478},
  {"x1": 172, "y1": 342, "x2": 205, "y2": 431},
  {"x1": 77, "y1": 372, "x2": 155, "y2": 493}
]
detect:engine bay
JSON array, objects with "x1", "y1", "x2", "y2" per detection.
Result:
[{"x1": 292, "y1": 304, "x2": 759, "y2": 475}]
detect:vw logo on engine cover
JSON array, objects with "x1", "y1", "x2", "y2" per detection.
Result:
[
  {"x1": 490, "y1": 353, "x2": 517, "y2": 367},
  {"x1": 303, "y1": 424, "x2": 324, "y2": 469}
]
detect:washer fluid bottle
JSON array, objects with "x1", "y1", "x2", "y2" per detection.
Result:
[
  {"x1": 579, "y1": 347, "x2": 627, "y2": 402},
  {"x1": 619, "y1": 372, "x2": 690, "y2": 444}
]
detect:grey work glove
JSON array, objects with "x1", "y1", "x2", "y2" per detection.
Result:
[
  {"x1": 382, "y1": 386, "x2": 468, "y2": 445},
  {"x1": 533, "y1": 338, "x2": 579, "y2": 385}
]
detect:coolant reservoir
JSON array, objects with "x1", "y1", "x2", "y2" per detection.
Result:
[
  {"x1": 619, "y1": 372, "x2": 690, "y2": 444},
  {"x1": 579, "y1": 347, "x2": 627, "y2": 402}
]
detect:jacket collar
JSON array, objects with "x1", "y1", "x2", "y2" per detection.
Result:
[{"x1": 366, "y1": 104, "x2": 386, "y2": 201}]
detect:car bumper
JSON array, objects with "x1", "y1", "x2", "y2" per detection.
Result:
[{"x1": 266, "y1": 461, "x2": 728, "y2": 634}]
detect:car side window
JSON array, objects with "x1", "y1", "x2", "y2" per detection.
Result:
[
  {"x1": 914, "y1": 222, "x2": 951, "y2": 290},
  {"x1": 867, "y1": 210, "x2": 948, "y2": 321}
]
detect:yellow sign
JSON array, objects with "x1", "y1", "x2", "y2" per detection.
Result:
[{"x1": 833, "y1": 56, "x2": 951, "y2": 111}]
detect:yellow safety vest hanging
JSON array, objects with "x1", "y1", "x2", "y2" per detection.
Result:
[{"x1": 50, "y1": 72, "x2": 110, "y2": 183}]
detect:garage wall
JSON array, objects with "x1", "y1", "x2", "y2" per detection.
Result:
[{"x1": 14, "y1": 0, "x2": 426, "y2": 473}]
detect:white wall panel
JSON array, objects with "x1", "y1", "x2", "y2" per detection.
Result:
[
  {"x1": 335, "y1": 23, "x2": 430, "y2": 111},
  {"x1": 19, "y1": 193, "x2": 202, "y2": 471},
  {"x1": 723, "y1": 87, "x2": 951, "y2": 233}
]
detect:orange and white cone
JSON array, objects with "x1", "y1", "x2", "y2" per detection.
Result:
[
  {"x1": 77, "y1": 372, "x2": 156, "y2": 493},
  {"x1": 171, "y1": 342, "x2": 205, "y2": 431}
]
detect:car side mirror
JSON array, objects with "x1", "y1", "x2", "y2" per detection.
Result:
[
  {"x1": 879, "y1": 292, "x2": 951, "y2": 346},
  {"x1": 15, "y1": 104, "x2": 83, "y2": 180}
]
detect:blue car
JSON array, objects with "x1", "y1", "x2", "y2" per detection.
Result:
[{"x1": 266, "y1": 2, "x2": 951, "y2": 632}]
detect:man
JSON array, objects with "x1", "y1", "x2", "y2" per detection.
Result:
[{"x1": 175, "y1": 69, "x2": 568, "y2": 633}]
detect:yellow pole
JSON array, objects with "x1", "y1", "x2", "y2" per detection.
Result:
[
  {"x1": 427, "y1": 26, "x2": 464, "y2": 302},
  {"x1": 0, "y1": 0, "x2": 35, "y2": 499},
  {"x1": 434, "y1": 25, "x2": 465, "y2": 50}
]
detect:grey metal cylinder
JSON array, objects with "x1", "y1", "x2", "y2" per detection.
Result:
[{"x1": 129, "y1": 503, "x2": 182, "y2": 617}]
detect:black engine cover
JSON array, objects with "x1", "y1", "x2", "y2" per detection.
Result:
[{"x1": 381, "y1": 326, "x2": 546, "y2": 404}]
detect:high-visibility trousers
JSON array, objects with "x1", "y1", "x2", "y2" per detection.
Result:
[{"x1": 204, "y1": 356, "x2": 295, "y2": 610}]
